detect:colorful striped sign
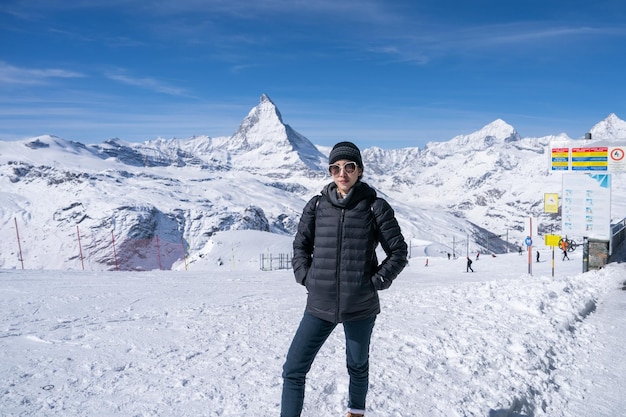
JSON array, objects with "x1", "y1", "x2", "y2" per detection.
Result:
[
  {"x1": 571, "y1": 147, "x2": 608, "y2": 171},
  {"x1": 551, "y1": 147, "x2": 569, "y2": 171}
]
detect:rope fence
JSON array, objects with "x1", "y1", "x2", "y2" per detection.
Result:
[
  {"x1": 9, "y1": 217, "x2": 295, "y2": 272},
  {"x1": 10, "y1": 217, "x2": 189, "y2": 271}
]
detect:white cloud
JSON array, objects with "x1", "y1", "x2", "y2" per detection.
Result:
[
  {"x1": 106, "y1": 73, "x2": 188, "y2": 96},
  {"x1": 0, "y1": 61, "x2": 84, "y2": 85}
]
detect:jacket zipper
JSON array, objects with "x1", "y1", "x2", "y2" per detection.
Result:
[{"x1": 335, "y1": 208, "x2": 345, "y2": 323}]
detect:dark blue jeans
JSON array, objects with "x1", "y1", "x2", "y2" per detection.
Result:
[{"x1": 281, "y1": 312, "x2": 376, "y2": 417}]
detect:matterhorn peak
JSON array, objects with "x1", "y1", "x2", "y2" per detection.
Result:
[
  {"x1": 259, "y1": 93, "x2": 274, "y2": 105},
  {"x1": 257, "y1": 93, "x2": 284, "y2": 123},
  {"x1": 589, "y1": 113, "x2": 626, "y2": 140},
  {"x1": 225, "y1": 94, "x2": 326, "y2": 171},
  {"x1": 229, "y1": 94, "x2": 286, "y2": 149}
]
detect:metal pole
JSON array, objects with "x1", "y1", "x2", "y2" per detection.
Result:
[
  {"x1": 582, "y1": 237, "x2": 589, "y2": 273},
  {"x1": 453, "y1": 236, "x2": 456, "y2": 258},
  {"x1": 155, "y1": 235, "x2": 162, "y2": 270},
  {"x1": 77, "y1": 226, "x2": 85, "y2": 270},
  {"x1": 180, "y1": 236, "x2": 188, "y2": 271},
  {"x1": 111, "y1": 231, "x2": 119, "y2": 271},
  {"x1": 528, "y1": 217, "x2": 533, "y2": 276},
  {"x1": 506, "y1": 228, "x2": 509, "y2": 253},
  {"x1": 14, "y1": 218, "x2": 24, "y2": 270}
]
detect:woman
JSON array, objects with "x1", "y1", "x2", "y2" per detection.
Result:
[{"x1": 281, "y1": 141, "x2": 408, "y2": 417}]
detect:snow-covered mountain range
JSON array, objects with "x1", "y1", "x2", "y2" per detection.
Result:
[{"x1": 1, "y1": 94, "x2": 625, "y2": 270}]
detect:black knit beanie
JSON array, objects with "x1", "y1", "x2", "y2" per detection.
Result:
[{"x1": 329, "y1": 141, "x2": 363, "y2": 167}]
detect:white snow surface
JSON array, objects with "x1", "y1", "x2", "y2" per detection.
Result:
[{"x1": 2, "y1": 230, "x2": 625, "y2": 417}]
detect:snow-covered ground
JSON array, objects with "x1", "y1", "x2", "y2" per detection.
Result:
[{"x1": 1, "y1": 231, "x2": 625, "y2": 417}]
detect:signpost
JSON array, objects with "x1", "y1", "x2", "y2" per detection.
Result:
[
  {"x1": 562, "y1": 173, "x2": 611, "y2": 240},
  {"x1": 544, "y1": 193, "x2": 559, "y2": 214},
  {"x1": 550, "y1": 140, "x2": 626, "y2": 173},
  {"x1": 609, "y1": 147, "x2": 625, "y2": 172},
  {"x1": 525, "y1": 218, "x2": 533, "y2": 276},
  {"x1": 544, "y1": 234, "x2": 561, "y2": 277},
  {"x1": 548, "y1": 138, "x2": 620, "y2": 272},
  {"x1": 550, "y1": 148, "x2": 569, "y2": 171},
  {"x1": 571, "y1": 147, "x2": 608, "y2": 171}
]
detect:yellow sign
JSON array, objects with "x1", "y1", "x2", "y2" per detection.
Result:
[
  {"x1": 544, "y1": 193, "x2": 559, "y2": 213},
  {"x1": 545, "y1": 234, "x2": 561, "y2": 247}
]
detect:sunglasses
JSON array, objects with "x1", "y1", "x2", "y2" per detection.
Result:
[{"x1": 329, "y1": 161, "x2": 358, "y2": 176}]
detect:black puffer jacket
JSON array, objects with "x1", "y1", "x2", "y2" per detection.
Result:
[{"x1": 292, "y1": 181, "x2": 408, "y2": 323}]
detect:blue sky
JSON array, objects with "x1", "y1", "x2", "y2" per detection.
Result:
[{"x1": 1, "y1": 0, "x2": 625, "y2": 149}]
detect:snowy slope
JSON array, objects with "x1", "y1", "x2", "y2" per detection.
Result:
[
  {"x1": 1, "y1": 95, "x2": 626, "y2": 270},
  {"x1": 1, "y1": 231, "x2": 625, "y2": 416}
]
